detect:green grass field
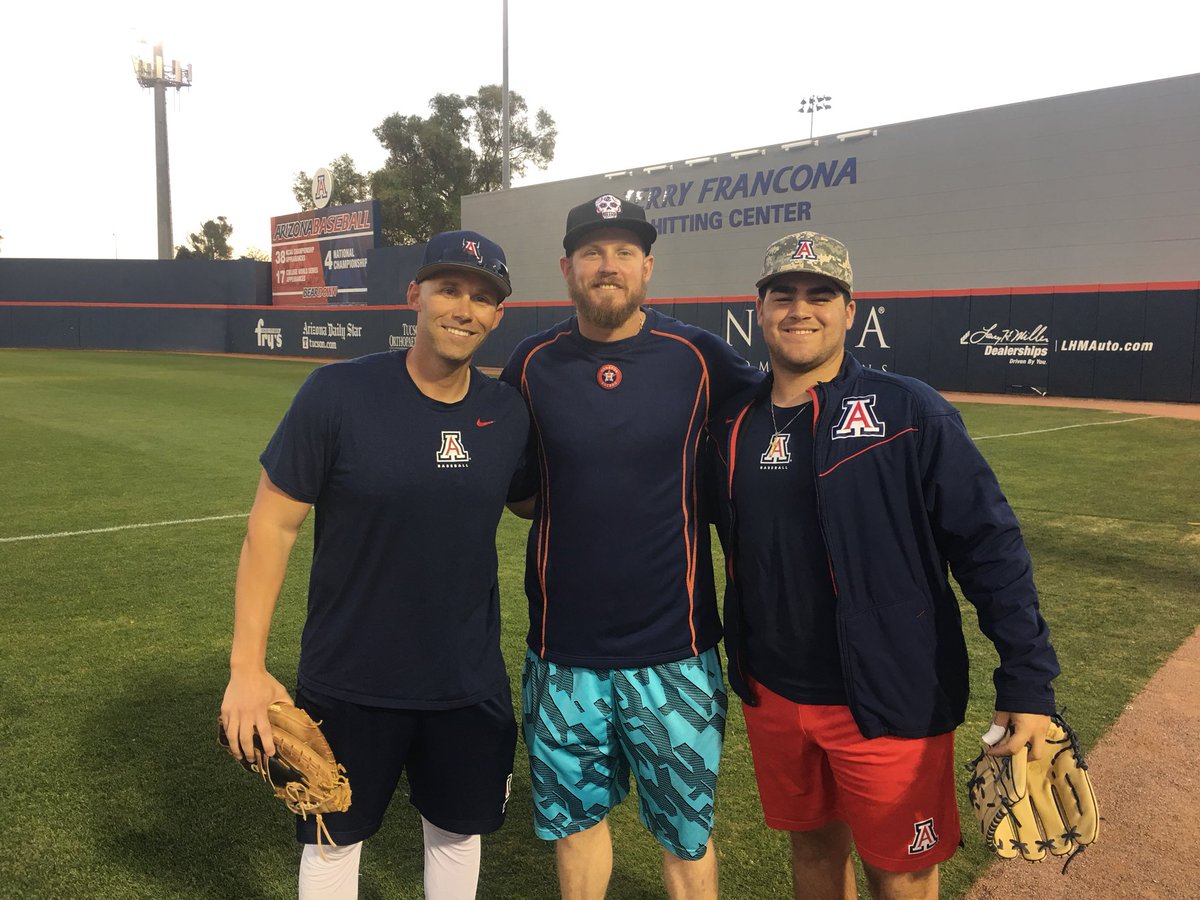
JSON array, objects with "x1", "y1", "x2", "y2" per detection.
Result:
[{"x1": 2, "y1": 349, "x2": 1197, "y2": 899}]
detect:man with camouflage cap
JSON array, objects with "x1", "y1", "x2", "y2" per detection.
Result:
[{"x1": 707, "y1": 232, "x2": 1060, "y2": 899}]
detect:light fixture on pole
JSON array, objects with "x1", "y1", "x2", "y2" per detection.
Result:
[
  {"x1": 132, "y1": 41, "x2": 192, "y2": 259},
  {"x1": 797, "y1": 94, "x2": 832, "y2": 140},
  {"x1": 501, "y1": 0, "x2": 510, "y2": 189}
]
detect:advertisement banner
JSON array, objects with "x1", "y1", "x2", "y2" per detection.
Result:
[{"x1": 270, "y1": 201, "x2": 380, "y2": 306}]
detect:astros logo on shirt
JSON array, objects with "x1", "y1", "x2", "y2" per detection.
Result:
[
  {"x1": 596, "y1": 363, "x2": 622, "y2": 390},
  {"x1": 437, "y1": 431, "x2": 471, "y2": 467},
  {"x1": 832, "y1": 395, "x2": 886, "y2": 440},
  {"x1": 760, "y1": 433, "x2": 791, "y2": 467}
]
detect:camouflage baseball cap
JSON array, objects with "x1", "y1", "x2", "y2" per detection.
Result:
[{"x1": 756, "y1": 231, "x2": 853, "y2": 295}]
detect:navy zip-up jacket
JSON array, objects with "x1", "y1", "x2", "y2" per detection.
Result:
[{"x1": 709, "y1": 353, "x2": 1059, "y2": 739}]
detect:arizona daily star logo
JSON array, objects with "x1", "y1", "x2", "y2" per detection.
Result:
[
  {"x1": 831, "y1": 395, "x2": 885, "y2": 440},
  {"x1": 462, "y1": 238, "x2": 482, "y2": 263},
  {"x1": 792, "y1": 239, "x2": 817, "y2": 260},
  {"x1": 436, "y1": 431, "x2": 471, "y2": 468},
  {"x1": 908, "y1": 818, "x2": 939, "y2": 854},
  {"x1": 760, "y1": 433, "x2": 791, "y2": 467}
]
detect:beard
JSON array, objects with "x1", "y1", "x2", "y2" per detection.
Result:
[{"x1": 568, "y1": 279, "x2": 646, "y2": 330}]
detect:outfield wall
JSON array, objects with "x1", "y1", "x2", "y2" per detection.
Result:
[{"x1": 3, "y1": 285, "x2": 1196, "y2": 401}]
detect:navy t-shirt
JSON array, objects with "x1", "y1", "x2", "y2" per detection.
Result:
[
  {"x1": 501, "y1": 308, "x2": 763, "y2": 668},
  {"x1": 732, "y1": 400, "x2": 845, "y2": 704},
  {"x1": 260, "y1": 350, "x2": 529, "y2": 709}
]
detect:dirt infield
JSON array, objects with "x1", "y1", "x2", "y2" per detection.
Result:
[
  {"x1": 966, "y1": 625, "x2": 1200, "y2": 899},
  {"x1": 953, "y1": 391, "x2": 1199, "y2": 898},
  {"x1": 941, "y1": 391, "x2": 1200, "y2": 421}
]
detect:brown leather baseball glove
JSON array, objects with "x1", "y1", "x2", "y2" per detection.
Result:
[{"x1": 219, "y1": 702, "x2": 351, "y2": 851}]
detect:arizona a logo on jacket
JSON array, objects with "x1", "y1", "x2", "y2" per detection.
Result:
[{"x1": 831, "y1": 395, "x2": 886, "y2": 440}]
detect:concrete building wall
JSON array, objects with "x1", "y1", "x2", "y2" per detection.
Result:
[{"x1": 462, "y1": 73, "x2": 1200, "y2": 302}]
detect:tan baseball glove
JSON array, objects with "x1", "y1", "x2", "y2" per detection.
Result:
[
  {"x1": 965, "y1": 711, "x2": 1099, "y2": 870},
  {"x1": 219, "y1": 702, "x2": 351, "y2": 851}
]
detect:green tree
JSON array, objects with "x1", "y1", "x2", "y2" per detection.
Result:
[
  {"x1": 371, "y1": 85, "x2": 556, "y2": 245},
  {"x1": 291, "y1": 154, "x2": 370, "y2": 210},
  {"x1": 175, "y1": 217, "x2": 234, "y2": 259}
]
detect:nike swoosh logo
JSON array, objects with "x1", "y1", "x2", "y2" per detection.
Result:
[
  {"x1": 476, "y1": 418, "x2": 496, "y2": 427},
  {"x1": 725, "y1": 418, "x2": 736, "y2": 424}
]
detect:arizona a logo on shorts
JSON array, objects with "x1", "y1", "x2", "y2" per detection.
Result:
[
  {"x1": 908, "y1": 817, "x2": 939, "y2": 854},
  {"x1": 436, "y1": 431, "x2": 471, "y2": 468},
  {"x1": 760, "y1": 433, "x2": 791, "y2": 467},
  {"x1": 831, "y1": 395, "x2": 886, "y2": 440},
  {"x1": 596, "y1": 363, "x2": 622, "y2": 390}
]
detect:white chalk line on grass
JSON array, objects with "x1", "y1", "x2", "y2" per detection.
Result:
[
  {"x1": 0, "y1": 513, "x2": 248, "y2": 544},
  {"x1": 973, "y1": 415, "x2": 1161, "y2": 440},
  {"x1": 0, "y1": 418, "x2": 1163, "y2": 542}
]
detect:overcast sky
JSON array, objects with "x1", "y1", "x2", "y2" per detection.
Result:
[{"x1": 2, "y1": 0, "x2": 1195, "y2": 260}]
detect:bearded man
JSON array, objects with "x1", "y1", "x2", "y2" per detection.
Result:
[{"x1": 500, "y1": 195, "x2": 762, "y2": 900}]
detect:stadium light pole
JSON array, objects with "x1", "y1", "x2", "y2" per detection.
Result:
[
  {"x1": 798, "y1": 94, "x2": 833, "y2": 140},
  {"x1": 501, "y1": 0, "x2": 511, "y2": 189},
  {"x1": 133, "y1": 42, "x2": 192, "y2": 259}
]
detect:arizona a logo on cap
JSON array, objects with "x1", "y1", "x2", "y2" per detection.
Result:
[
  {"x1": 462, "y1": 238, "x2": 483, "y2": 263},
  {"x1": 792, "y1": 239, "x2": 818, "y2": 260},
  {"x1": 595, "y1": 194, "x2": 622, "y2": 219}
]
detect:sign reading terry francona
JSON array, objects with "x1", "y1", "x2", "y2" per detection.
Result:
[{"x1": 270, "y1": 200, "x2": 380, "y2": 306}]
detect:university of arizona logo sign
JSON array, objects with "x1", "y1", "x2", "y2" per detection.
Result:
[
  {"x1": 908, "y1": 818, "x2": 939, "y2": 854},
  {"x1": 437, "y1": 431, "x2": 471, "y2": 468},
  {"x1": 760, "y1": 433, "x2": 791, "y2": 467},
  {"x1": 831, "y1": 395, "x2": 885, "y2": 440}
]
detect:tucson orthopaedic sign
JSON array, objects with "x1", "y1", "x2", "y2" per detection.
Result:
[{"x1": 270, "y1": 200, "x2": 380, "y2": 306}]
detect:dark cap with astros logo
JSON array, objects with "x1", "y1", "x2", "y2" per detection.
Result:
[
  {"x1": 563, "y1": 194, "x2": 657, "y2": 255},
  {"x1": 415, "y1": 229, "x2": 512, "y2": 301},
  {"x1": 756, "y1": 231, "x2": 853, "y2": 296}
]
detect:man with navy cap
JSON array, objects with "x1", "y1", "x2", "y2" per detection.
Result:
[
  {"x1": 221, "y1": 230, "x2": 529, "y2": 899},
  {"x1": 502, "y1": 197, "x2": 761, "y2": 899}
]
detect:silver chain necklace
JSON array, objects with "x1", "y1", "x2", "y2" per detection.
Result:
[{"x1": 769, "y1": 399, "x2": 812, "y2": 440}]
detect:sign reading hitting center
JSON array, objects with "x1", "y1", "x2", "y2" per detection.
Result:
[{"x1": 270, "y1": 196, "x2": 380, "y2": 306}]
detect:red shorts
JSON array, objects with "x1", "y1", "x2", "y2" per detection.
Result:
[{"x1": 741, "y1": 677, "x2": 959, "y2": 872}]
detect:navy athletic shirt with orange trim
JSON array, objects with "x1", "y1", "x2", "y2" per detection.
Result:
[
  {"x1": 501, "y1": 308, "x2": 762, "y2": 668},
  {"x1": 261, "y1": 350, "x2": 529, "y2": 710}
]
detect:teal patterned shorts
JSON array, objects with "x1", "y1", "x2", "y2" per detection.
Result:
[{"x1": 521, "y1": 647, "x2": 727, "y2": 860}]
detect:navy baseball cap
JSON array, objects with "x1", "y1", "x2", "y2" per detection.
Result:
[
  {"x1": 415, "y1": 230, "x2": 512, "y2": 301},
  {"x1": 563, "y1": 194, "x2": 657, "y2": 255}
]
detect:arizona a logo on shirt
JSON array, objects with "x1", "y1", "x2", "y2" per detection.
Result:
[
  {"x1": 831, "y1": 395, "x2": 886, "y2": 440},
  {"x1": 436, "y1": 431, "x2": 471, "y2": 468},
  {"x1": 760, "y1": 433, "x2": 791, "y2": 467}
]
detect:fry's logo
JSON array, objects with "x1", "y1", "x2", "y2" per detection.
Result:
[
  {"x1": 436, "y1": 431, "x2": 470, "y2": 468},
  {"x1": 254, "y1": 318, "x2": 282, "y2": 350},
  {"x1": 831, "y1": 395, "x2": 885, "y2": 440}
]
